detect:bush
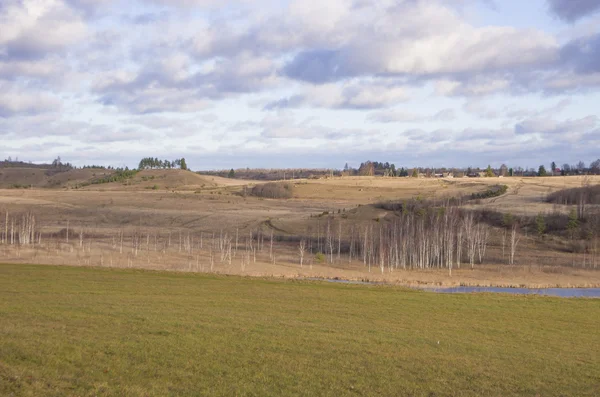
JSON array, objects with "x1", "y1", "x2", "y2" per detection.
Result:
[
  {"x1": 9, "y1": 183, "x2": 30, "y2": 189},
  {"x1": 314, "y1": 252, "x2": 326, "y2": 263},
  {"x1": 469, "y1": 185, "x2": 508, "y2": 200},
  {"x1": 92, "y1": 169, "x2": 138, "y2": 185},
  {"x1": 250, "y1": 183, "x2": 294, "y2": 199}
]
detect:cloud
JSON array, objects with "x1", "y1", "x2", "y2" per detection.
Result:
[
  {"x1": 187, "y1": 0, "x2": 559, "y2": 93},
  {"x1": 281, "y1": 3, "x2": 558, "y2": 84},
  {"x1": 431, "y1": 109, "x2": 456, "y2": 122},
  {"x1": 514, "y1": 115, "x2": 598, "y2": 135},
  {"x1": 462, "y1": 100, "x2": 500, "y2": 119},
  {"x1": 560, "y1": 33, "x2": 600, "y2": 74},
  {"x1": 505, "y1": 99, "x2": 572, "y2": 119},
  {"x1": 368, "y1": 108, "x2": 456, "y2": 123},
  {"x1": 79, "y1": 125, "x2": 152, "y2": 143},
  {"x1": 0, "y1": 0, "x2": 87, "y2": 60},
  {"x1": 265, "y1": 81, "x2": 408, "y2": 110},
  {"x1": 98, "y1": 86, "x2": 211, "y2": 114},
  {"x1": 259, "y1": 112, "x2": 375, "y2": 140},
  {"x1": 0, "y1": 84, "x2": 61, "y2": 117},
  {"x1": 91, "y1": 51, "x2": 278, "y2": 113},
  {"x1": 1, "y1": 0, "x2": 599, "y2": 169},
  {"x1": 0, "y1": 58, "x2": 64, "y2": 81},
  {"x1": 548, "y1": 0, "x2": 600, "y2": 22}
]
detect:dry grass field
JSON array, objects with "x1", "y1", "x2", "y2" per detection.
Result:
[{"x1": 1, "y1": 170, "x2": 599, "y2": 287}]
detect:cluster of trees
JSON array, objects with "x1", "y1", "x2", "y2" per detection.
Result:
[
  {"x1": 200, "y1": 168, "x2": 339, "y2": 180},
  {"x1": 559, "y1": 159, "x2": 600, "y2": 175},
  {"x1": 299, "y1": 206, "x2": 497, "y2": 274},
  {"x1": 0, "y1": 212, "x2": 38, "y2": 246},
  {"x1": 346, "y1": 159, "x2": 600, "y2": 178},
  {"x1": 138, "y1": 157, "x2": 188, "y2": 171},
  {"x1": 547, "y1": 185, "x2": 600, "y2": 206},
  {"x1": 349, "y1": 161, "x2": 409, "y2": 177},
  {"x1": 0, "y1": 157, "x2": 73, "y2": 171},
  {"x1": 547, "y1": 184, "x2": 600, "y2": 222},
  {"x1": 534, "y1": 160, "x2": 600, "y2": 176},
  {"x1": 81, "y1": 165, "x2": 125, "y2": 170},
  {"x1": 250, "y1": 183, "x2": 294, "y2": 199}
]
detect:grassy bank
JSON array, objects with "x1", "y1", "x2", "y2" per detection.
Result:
[{"x1": 1, "y1": 264, "x2": 599, "y2": 396}]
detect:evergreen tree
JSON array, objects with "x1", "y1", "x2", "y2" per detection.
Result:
[
  {"x1": 228, "y1": 168, "x2": 235, "y2": 178},
  {"x1": 567, "y1": 208, "x2": 579, "y2": 240},
  {"x1": 536, "y1": 213, "x2": 546, "y2": 236},
  {"x1": 484, "y1": 165, "x2": 494, "y2": 177},
  {"x1": 502, "y1": 213, "x2": 514, "y2": 228}
]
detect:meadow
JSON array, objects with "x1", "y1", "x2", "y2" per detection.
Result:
[
  {"x1": 1, "y1": 263, "x2": 599, "y2": 396},
  {"x1": 1, "y1": 171, "x2": 599, "y2": 287}
]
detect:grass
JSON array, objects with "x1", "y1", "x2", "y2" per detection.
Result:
[{"x1": 1, "y1": 264, "x2": 599, "y2": 397}]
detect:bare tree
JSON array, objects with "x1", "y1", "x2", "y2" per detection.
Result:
[
  {"x1": 299, "y1": 239, "x2": 306, "y2": 268},
  {"x1": 463, "y1": 213, "x2": 477, "y2": 269},
  {"x1": 476, "y1": 224, "x2": 489, "y2": 264},
  {"x1": 337, "y1": 220, "x2": 342, "y2": 263},
  {"x1": 509, "y1": 224, "x2": 521, "y2": 265}
]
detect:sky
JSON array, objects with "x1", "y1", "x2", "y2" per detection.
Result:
[{"x1": 1, "y1": 0, "x2": 600, "y2": 171}]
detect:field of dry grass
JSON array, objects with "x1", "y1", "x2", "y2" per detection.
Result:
[{"x1": 0, "y1": 170, "x2": 599, "y2": 287}]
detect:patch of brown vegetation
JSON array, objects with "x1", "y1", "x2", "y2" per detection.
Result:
[{"x1": 0, "y1": 174, "x2": 599, "y2": 287}]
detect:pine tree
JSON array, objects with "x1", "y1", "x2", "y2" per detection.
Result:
[
  {"x1": 536, "y1": 213, "x2": 546, "y2": 237},
  {"x1": 567, "y1": 208, "x2": 579, "y2": 240}
]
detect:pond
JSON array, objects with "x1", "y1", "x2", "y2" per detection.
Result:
[
  {"x1": 424, "y1": 287, "x2": 600, "y2": 298},
  {"x1": 302, "y1": 278, "x2": 600, "y2": 298}
]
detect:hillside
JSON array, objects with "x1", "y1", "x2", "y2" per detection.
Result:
[
  {"x1": 0, "y1": 168, "x2": 109, "y2": 188},
  {"x1": 78, "y1": 169, "x2": 254, "y2": 191},
  {"x1": 0, "y1": 167, "x2": 256, "y2": 191}
]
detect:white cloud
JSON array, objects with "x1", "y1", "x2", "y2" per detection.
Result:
[
  {"x1": 0, "y1": 0, "x2": 599, "y2": 169},
  {"x1": 368, "y1": 108, "x2": 456, "y2": 123},
  {"x1": 515, "y1": 115, "x2": 598, "y2": 135},
  {"x1": 0, "y1": 84, "x2": 61, "y2": 117},
  {"x1": 0, "y1": 0, "x2": 87, "y2": 59}
]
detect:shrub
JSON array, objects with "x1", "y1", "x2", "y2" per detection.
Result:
[
  {"x1": 469, "y1": 185, "x2": 508, "y2": 200},
  {"x1": 250, "y1": 183, "x2": 294, "y2": 199},
  {"x1": 92, "y1": 169, "x2": 138, "y2": 185},
  {"x1": 314, "y1": 252, "x2": 326, "y2": 263}
]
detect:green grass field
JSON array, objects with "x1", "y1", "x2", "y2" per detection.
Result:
[{"x1": 1, "y1": 264, "x2": 599, "y2": 396}]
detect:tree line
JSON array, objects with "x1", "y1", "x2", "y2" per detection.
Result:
[{"x1": 138, "y1": 157, "x2": 188, "y2": 171}]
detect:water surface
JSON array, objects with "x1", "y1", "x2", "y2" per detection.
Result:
[
  {"x1": 303, "y1": 278, "x2": 600, "y2": 298},
  {"x1": 426, "y1": 286, "x2": 600, "y2": 298}
]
